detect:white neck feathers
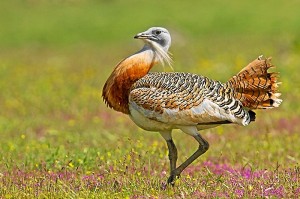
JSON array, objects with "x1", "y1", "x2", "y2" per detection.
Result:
[{"x1": 140, "y1": 42, "x2": 173, "y2": 67}]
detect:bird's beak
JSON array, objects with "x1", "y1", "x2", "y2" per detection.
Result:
[
  {"x1": 134, "y1": 32, "x2": 157, "y2": 40},
  {"x1": 134, "y1": 32, "x2": 150, "y2": 39}
]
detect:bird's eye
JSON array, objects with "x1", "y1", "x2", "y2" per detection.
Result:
[{"x1": 155, "y1": 30, "x2": 162, "y2": 35}]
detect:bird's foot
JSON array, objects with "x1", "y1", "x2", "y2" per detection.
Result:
[{"x1": 167, "y1": 173, "x2": 180, "y2": 186}]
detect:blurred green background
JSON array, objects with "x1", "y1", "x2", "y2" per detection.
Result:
[
  {"x1": 0, "y1": 0, "x2": 300, "y2": 191},
  {"x1": 1, "y1": 0, "x2": 300, "y2": 197}
]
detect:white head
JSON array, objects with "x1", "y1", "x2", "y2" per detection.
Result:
[{"x1": 134, "y1": 27, "x2": 172, "y2": 66}]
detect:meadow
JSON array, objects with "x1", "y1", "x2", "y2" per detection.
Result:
[{"x1": 0, "y1": 0, "x2": 300, "y2": 198}]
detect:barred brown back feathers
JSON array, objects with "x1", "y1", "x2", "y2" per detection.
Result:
[{"x1": 226, "y1": 56, "x2": 282, "y2": 109}]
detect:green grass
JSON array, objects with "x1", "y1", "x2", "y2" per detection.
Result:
[{"x1": 0, "y1": 0, "x2": 300, "y2": 198}]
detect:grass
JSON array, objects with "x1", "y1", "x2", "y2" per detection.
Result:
[{"x1": 0, "y1": 0, "x2": 300, "y2": 198}]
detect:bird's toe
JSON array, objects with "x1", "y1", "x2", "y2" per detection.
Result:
[{"x1": 167, "y1": 173, "x2": 180, "y2": 186}]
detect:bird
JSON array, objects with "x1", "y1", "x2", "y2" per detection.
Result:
[{"x1": 102, "y1": 27, "x2": 282, "y2": 185}]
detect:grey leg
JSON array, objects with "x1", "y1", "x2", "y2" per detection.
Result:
[
  {"x1": 167, "y1": 126, "x2": 209, "y2": 185},
  {"x1": 166, "y1": 139, "x2": 178, "y2": 173},
  {"x1": 160, "y1": 131, "x2": 178, "y2": 175}
]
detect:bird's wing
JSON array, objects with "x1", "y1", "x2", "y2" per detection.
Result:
[{"x1": 129, "y1": 72, "x2": 252, "y2": 126}]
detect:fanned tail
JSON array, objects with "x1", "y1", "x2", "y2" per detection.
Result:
[{"x1": 226, "y1": 56, "x2": 282, "y2": 109}]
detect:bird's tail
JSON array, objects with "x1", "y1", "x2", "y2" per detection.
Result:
[{"x1": 226, "y1": 56, "x2": 282, "y2": 109}]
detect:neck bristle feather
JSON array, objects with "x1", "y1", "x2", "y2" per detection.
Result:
[{"x1": 151, "y1": 42, "x2": 173, "y2": 69}]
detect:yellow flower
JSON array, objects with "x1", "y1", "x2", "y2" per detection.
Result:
[
  {"x1": 248, "y1": 185, "x2": 253, "y2": 191},
  {"x1": 68, "y1": 162, "x2": 74, "y2": 168},
  {"x1": 107, "y1": 152, "x2": 111, "y2": 157}
]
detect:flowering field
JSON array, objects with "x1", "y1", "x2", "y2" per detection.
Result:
[{"x1": 1, "y1": 1, "x2": 300, "y2": 198}]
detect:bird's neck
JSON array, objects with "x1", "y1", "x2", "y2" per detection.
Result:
[{"x1": 102, "y1": 47, "x2": 157, "y2": 114}]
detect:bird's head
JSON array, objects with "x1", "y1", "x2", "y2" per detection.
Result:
[{"x1": 134, "y1": 27, "x2": 172, "y2": 66}]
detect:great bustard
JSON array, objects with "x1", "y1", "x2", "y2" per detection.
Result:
[{"x1": 102, "y1": 27, "x2": 282, "y2": 185}]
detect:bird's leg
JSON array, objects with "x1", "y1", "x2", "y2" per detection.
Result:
[
  {"x1": 159, "y1": 131, "x2": 178, "y2": 175},
  {"x1": 168, "y1": 127, "x2": 209, "y2": 186},
  {"x1": 166, "y1": 139, "x2": 178, "y2": 173}
]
